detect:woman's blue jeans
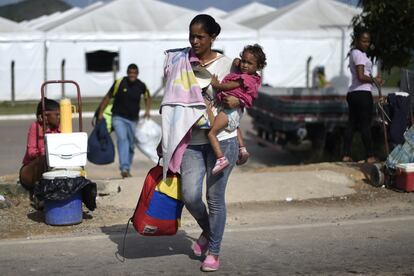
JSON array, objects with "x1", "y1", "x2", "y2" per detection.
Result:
[
  {"x1": 112, "y1": 115, "x2": 137, "y2": 172},
  {"x1": 180, "y1": 137, "x2": 238, "y2": 255}
]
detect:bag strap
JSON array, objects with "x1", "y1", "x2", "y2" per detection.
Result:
[
  {"x1": 120, "y1": 217, "x2": 132, "y2": 263},
  {"x1": 112, "y1": 78, "x2": 123, "y2": 97}
]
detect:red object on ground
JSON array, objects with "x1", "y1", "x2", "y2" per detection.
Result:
[
  {"x1": 132, "y1": 165, "x2": 182, "y2": 236},
  {"x1": 395, "y1": 164, "x2": 414, "y2": 192}
]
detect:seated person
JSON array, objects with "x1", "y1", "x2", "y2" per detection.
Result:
[{"x1": 19, "y1": 98, "x2": 60, "y2": 192}]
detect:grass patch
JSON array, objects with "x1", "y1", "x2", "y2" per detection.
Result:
[{"x1": 0, "y1": 97, "x2": 162, "y2": 115}]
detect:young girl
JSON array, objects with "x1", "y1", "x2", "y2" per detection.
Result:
[
  {"x1": 208, "y1": 44, "x2": 266, "y2": 175},
  {"x1": 19, "y1": 98, "x2": 60, "y2": 191}
]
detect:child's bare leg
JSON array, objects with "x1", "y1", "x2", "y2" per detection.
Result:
[{"x1": 208, "y1": 111, "x2": 229, "y2": 159}]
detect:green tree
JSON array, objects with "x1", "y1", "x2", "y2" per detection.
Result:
[{"x1": 352, "y1": 0, "x2": 414, "y2": 71}]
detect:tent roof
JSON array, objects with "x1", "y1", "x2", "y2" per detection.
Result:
[
  {"x1": 48, "y1": 0, "x2": 198, "y2": 33},
  {"x1": 223, "y1": 2, "x2": 276, "y2": 23},
  {"x1": 38, "y1": 2, "x2": 103, "y2": 31},
  {"x1": 201, "y1": 7, "x2": 228, "y2": 18},
  {"x1": 0, "y1": 16, "x2": 39, "y2": 32},
  {"x1": 20, "y1": 8, "x2": 80, "y2": 30},
  {"x1": 163, "y1": 11, "x2": 252, "y2": 33},
  {"x1": 241, "y1": 0, "x2": 360, "y2": 31}
]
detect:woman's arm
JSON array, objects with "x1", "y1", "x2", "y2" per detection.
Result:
[
  {"x1": 356, "y1": 65, "x2": 384, "y2": 85},
  {"x1": 26, "y1": 123, "x2": 42, "y2": 159},
  {"x1": 221, "y1": 94, "x2": 241, "y2": 109}
]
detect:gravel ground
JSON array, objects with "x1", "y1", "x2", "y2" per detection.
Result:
[{"x1": 1, "y1": 162, "x2": 413, "y2": 240}]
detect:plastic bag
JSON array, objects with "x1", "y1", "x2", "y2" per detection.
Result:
[
  {"x1": 35, "y1": 176, "x2": 97, "y2": 211},
  {"x1": 135, "y1": 118, "x2": 162, "y2": 164}
]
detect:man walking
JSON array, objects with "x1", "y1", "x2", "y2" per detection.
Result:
[{"x1": 98, "y1": 63, "x2": 151, "y2": 178}]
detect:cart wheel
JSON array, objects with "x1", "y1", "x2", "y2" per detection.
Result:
[{"x1": 370, "y1": 163, "x2": 385, "y2": 187}]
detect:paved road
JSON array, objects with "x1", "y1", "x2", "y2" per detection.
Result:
[
  {"x1": 0, "y1": 115, "x2": 298, "y2": 176},
  {"x1": 1, "y1": 205, "x2": 413, "y2": 275}
]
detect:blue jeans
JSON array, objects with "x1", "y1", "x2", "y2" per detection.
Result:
[
  {"x1": 112, "y1": 116, "x2": 137, "y2": 172},
  {"x1": 180, "y1": 137, "x2": 238, "y2": 255}
]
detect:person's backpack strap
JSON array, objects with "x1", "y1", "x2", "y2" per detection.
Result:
[
  {"x1": 112, "y1": 77, "x2": 123, "y2": 96},
  {"x1": 103, "y1": 77, "x2": 123, "y2": 132}
]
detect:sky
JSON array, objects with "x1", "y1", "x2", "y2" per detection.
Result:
[{"x1": 0, "y1": 0, "x2": 360, "y2": 10}]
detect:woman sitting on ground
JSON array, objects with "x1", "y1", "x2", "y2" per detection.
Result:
[{"x1": 19, "y1": 98, "x2": 60, "y2": 192}]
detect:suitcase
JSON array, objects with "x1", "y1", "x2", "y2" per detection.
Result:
[{"x1": 395, "y1": 163, "x2": 414, "y2": 192}]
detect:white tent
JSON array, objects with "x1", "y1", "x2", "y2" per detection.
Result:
[
  {"x1": 38, "y1": 2, "x2": 104, "y2": 32},
  {"x1": 201, "y1": 7, "x2": 228, "y2": 18},
  {"x1": 44, "y1": 0, "x2": 256, "y2": 99},
  {"x1": 0, "y1": 17, "x2": 44, "y2": 101},
  {"x1": 241, "y1": 0, "x2": 361, "y2": 89},
  {"x1": 223, "y1": 2, "x2": 276, "y2": 23},
  {"x1": 20, "y1": 9, "x2": 81, "y2": 30}
]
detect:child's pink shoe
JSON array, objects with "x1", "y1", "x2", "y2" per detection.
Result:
[
  {"x1": 212, "y1": 157, "x2": 229, "y2": 175},
  {"x1": 192, "y1": 234, "x2": 208, "y2": 256},
  {"x1": 236, "y1": 147, "x2": 250, "y2": 165},
  {"x1": 201, "y1": 255, "x2": 220, "y2": 272}
]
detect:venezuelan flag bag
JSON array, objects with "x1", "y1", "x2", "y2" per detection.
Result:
[{"x1": 131, "y1": 165, "x2": 183, "y2": 236}]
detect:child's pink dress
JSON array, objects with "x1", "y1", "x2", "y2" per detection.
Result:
[{"x1": 215, "y1": 72, "x2": 261, "y2": 131}]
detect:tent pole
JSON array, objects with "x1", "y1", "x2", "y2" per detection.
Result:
[
  {"x1": 306, "y1": 56, "x2": 312, "y2": 88},
  {"x1": 43, "y1": 40, "x2": 48, "y2": 82},
  {"x1": 61, "y1": 59, "x2": 66, "y2": 98},
  {"x1": 112, "y1": 56, "x2": 119, "y2": 82},
  {"x1": 11, "y1": 60, "x2": 15, "y2": 106}
]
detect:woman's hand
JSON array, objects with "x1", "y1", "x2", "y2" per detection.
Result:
[
  {"x1": 221, "y1": 93, "x2": 240, "y2": 109},
  {"x1": 210, "y1": 74, "x2": 220, "y2": 89},
  {"x1": 156, "y1": 142, "x2": 163, "y2": 158},
  {"x1": 375, "y1": 76, "x2": 385, "y2": 86}
]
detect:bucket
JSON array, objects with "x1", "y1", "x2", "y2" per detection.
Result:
[{"x1": 42, "y1": 170, "x2": 83, "y2": 226}]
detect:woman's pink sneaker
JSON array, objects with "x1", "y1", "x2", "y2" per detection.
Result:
[
  {"x1": 192, "y1": 235, "x2": 208, "y2": 256},
  {"x1": 201, "y1": 255, "x2": 220, "y2": 272}
]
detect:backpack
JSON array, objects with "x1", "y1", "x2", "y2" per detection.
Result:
[
  {"x1": 131, "y1": 165, "x2": 183, "y2": 236},
  {"x1": 87, "y1": 119, "x2": 115, "y2": 165}
]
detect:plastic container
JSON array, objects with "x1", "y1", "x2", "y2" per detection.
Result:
[
  {"x1": 60, "y1": 98, "x2": 75, "y2": 133},
  {"x1": 395, "y1": 163, "x2": 414, "y2": 192},
  {"x1": 42, "y1": 170, "x2": 83, "y2": 226},
  {"x1": 45, "y1": 132, "x2": 88, "y2": 168},
  {"x1": 44, "y1": 191, "x2": 82, "y2": 226}
]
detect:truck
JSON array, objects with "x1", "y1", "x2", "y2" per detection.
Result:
[{"x1": 247, "y1": 86, "x2": 385, "y2": 161}]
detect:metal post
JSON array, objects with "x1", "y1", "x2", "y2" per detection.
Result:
[
  {"x1": 320, "y1": 24, "x2": 348, "y2": 77},
  {"x1": 339, "y1": 27, "x2": 345, "y2": 77},
  {"x1": 306, "y1": 56, "x2": 312, "y2": 88},
  {"x1": 11, "y1": 61, "x2": 15, "y2": 106},
  {"x1": 112, "y1": 56, "x2": 119, "y2": 82},
  {"x1": 43, "y1": 40, "x2": 48, "y2": 81},
  {"x1": 43, "y1": 40, "x2": 48, "y2": 96},
  {"x1": 61, "y1": 59, "x2": 66, "y2": 98}
]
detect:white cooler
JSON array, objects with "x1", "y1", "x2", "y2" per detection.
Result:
[{"x1": 44, "y1": 132, "x2": 88, "y2": 169}]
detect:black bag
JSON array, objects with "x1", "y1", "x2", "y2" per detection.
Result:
[
  {"x1": 35, "y1": 176, "x2": 97, "y2": 211},
  {"x1": 87, "y1": 119, "x2": 115, "y2": 165}
]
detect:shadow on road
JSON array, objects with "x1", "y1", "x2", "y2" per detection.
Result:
[{"x1": 101, "y1": 224, "x2": 201, "y2": 262}]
